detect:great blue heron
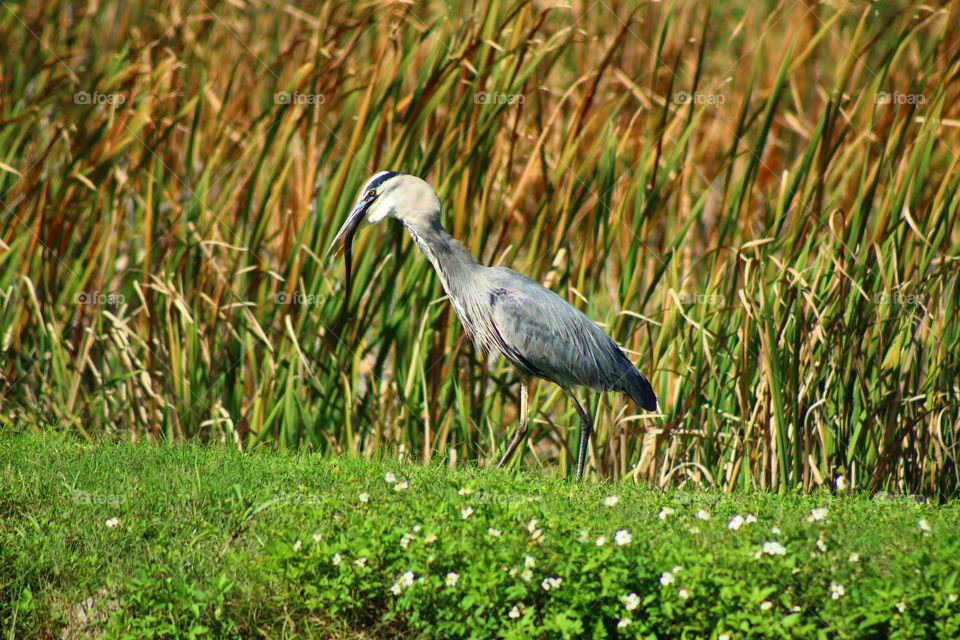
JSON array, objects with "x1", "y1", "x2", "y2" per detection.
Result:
[{"x1": 328, "y1": 171, "x2": 657, "y2": 480}]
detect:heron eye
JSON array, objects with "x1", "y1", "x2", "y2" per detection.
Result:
[{"x1": 367, "y1": 189, "x2": 376, "y2": 197}]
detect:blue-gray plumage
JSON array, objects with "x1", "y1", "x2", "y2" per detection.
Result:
[{"x1": 328, "y1": 172, "x2": 657, "y2": 480}]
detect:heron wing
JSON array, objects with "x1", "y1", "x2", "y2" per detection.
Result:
[{"x1": 485, "y1": 267, "x2": 634, "y2": 391}]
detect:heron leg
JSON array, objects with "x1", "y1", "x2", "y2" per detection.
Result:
[
  {"x1": 561, "y1": 387, "x2": 592, "y2": 481},
  {"x1": 497, "y1": 375, "x2": 530, "y2": 470}
]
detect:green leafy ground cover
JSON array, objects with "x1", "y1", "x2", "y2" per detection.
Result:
[{"x1": 2, "y1": 432, "x2": 958, "y2": 638}]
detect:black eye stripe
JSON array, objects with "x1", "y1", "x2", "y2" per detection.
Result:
[{"x1": 364, "y1": 171, "x2": 402, "y2": 194}]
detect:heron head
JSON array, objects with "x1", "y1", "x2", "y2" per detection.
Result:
[
  {"x1": 327, "y1": 172, "x2": 441, "y2": 259},
  {"x1": 327, "y1": 172, "x2": 441, "y2": 301}
]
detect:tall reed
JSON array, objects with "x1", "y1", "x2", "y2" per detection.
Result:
[{"x1": 1, "y1": 0, "x2": 957, "y2": 495}]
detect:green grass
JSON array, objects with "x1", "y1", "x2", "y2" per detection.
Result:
[
  {"x1": 3, "y1": 431, "x2": 959, "y2": 638},
  {"x1": 1, "y1": 1, "x2": 958, "y2": 494}
]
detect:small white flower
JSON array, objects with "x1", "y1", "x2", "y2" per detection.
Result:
[
  {"x1": 688, "y1": 526, "x2": 701, "y2": 534},
  {"x1": 660, "y1": 571, "x2": 675, "y2": 586},
  {"x1": 946, "y1": 593, "x2": 957, "y2": 603},
  {"x1": 806, "y1": 507, "x2": 828, "y2": 522},
  {"x1": 399, "y1": 571, "x2": 415, "y2": 587},
  {"x1": 384, "y1": 472, "x2": 397, "y2": 484},
  {"x1": 488, "y1": 527, "x2": 502, "y2": 537},
  {"x1": 678, "y1": 588, "x2": 690, "y2": 599},
  {"x1": 623, "y1": 592, "x2": 640, "y2": 611},
  {"x1": 617, "y1": 619, "x2": 632, "y2": 629},
  {"x1": 895, "y1": 600, "x2": 906, "y2": 613},
  {"x1": 771, "y1": 526, "x2": 781, "y2": 535},
  {"x1": 424, "y1": 533, "x2": 437, "y2": 544},
  {"x1": 389, "y1": 582, "x2": 402, "y2": 595},
  {"x1": 830, "y1": 582, "x2": 845, "y2": 600},
  {"x1": 508, "y1": 605, "x2": 521, "y2": 619},
  {"x1": 312, "y1": 533, "x2": 322, "y2": 543},
  {"x1": 672, "y1": 565, "x2": 683, "y2": 573},
  {"x1": 445, "y1": 572, "x2": 459, "y2": 587},
  {"x1": 524, "y1": 555, "x2": 536, "y2": 568},
  {"x1": 530, "y1": 528, "x2": 544, "y2": 541},
  {"x1": 526, "y1": 518, "x2": 539, "y2": 533},
  {"x1": 615, "y1": 529, "x2": 633, "y2": 546},
  {"x1": 728, "y1": 515, "x2": 745, "y2": 530},
  {"x1": 816, "y1": 535, "x2": 827, "y2": 552},
  {"x1": 293, "y1": 539, "x2": 302, "y2": 551},
  {"x1": 400, "y1": 533, "x2": 413, "y2": 549},
  {"x1": 836, "y1": 475, "x2": 849, "y2": 490},
  {"x1": 760, "y1": 600, "x2": 773, "y2": 611},
  {"x1": 791, "y1": 605, "x2": 802, "y2": 612},
  {"x1": 359, "y1": 492, "x2": 370, "y2": 503},
  {"x1": 105, "y1": 517, "x2": 120, "y2": 528},
  {"x1": 745, "y1": 513, "x2": 758, "y2": 524},
  {"x1": 355, "y1": 556, "x2": 367, "y2": 567},
  {"x1": 578, "y1": 529, "x2": 590, "y2": 542},
  {"x1": 541, "y1": 577, "x2": 562, "y2": 591},
  {"x1": 595, "y1": 535, "x2": 607, "y2": 546},
  {"x1": 696, "y1": 509, "x2": 711, "y2": 520},
  {"x1": 848, "y1": 552, "x2": 860, "y2": 563},
  {"x1": 918, "y1": 519, "x2": 932, "y2": 533},
  {"x1": 461, "y1": 506, "x2": 474, "y2": 520},
  {"x1": 719, "y1": 634, "x2": 731, "y2": 640},
  {"x1": 458, "y1": 487, "x2": 473, "y2": 496},
  {"x1": 762, "y1": 541, "x2": 787, "y2": 556},
  {"x1": 394, "y1": 480, "x2": 409, "y2": 492},
  {"x1": 658, "y1": 506, "x2": 675, "y2": 520},
  {"x1": 604, "y1": 495, "x2": 621, "y2": 507},
  {"x1": 413, "y1": 525, "x2": 422, "y2": 532},
  {"x1": 332, "y1": 553, "x2": 342, "y2": 565},
  {"x1": 520, "y1": 568, "x2": 533, "y2": 582}
]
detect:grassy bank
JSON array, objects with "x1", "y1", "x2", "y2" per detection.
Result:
[{"x1": 2, "y1": 432, "x2": 959, "y2": 638}]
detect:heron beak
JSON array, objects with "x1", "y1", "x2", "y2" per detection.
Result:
[
  {"x1": 327, "y1": 197, "x2": 370, "y2": 260},
  {"x1": 327, "y1": 195, "x2": 373, "y2": 306}
]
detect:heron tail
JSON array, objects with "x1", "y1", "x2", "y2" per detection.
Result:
[{"x1": 623, "y1": 368, "x2": 657, "y2": 412}]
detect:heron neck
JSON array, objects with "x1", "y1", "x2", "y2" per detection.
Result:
[{"x1": 402, "y1": 219, "x2": 481, "y2": 299}]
